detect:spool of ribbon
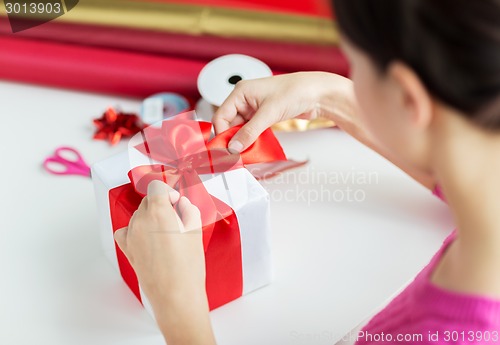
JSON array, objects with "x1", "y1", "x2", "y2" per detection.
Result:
[
  {"x1": 197, "y1": 54, "x2": 273, "y2": 108},
  {"x1": 140, "y1": 92, "x2": 191, "y2": 125}
]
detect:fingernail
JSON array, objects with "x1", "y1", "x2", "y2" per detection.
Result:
[{"x1": 228, "y1": 140, "x2": 243, "y2": 153}]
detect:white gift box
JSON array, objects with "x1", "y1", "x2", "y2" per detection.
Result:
[{"x1": 92, "y1": 146, "x2": 273, "y2": 316}]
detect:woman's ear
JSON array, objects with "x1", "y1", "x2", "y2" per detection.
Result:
[{"x1": 387, "y1": 61, "x2": 434, "y2": 129}]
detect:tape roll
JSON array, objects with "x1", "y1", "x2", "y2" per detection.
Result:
[
  {"x1": 140, "y1": 92, "x2": 190, "y2": 125},
  {"x1": 197, "y1": 54, "x2": 272, "y2": 107},
  {"x1": 195, "y1": 98, "x2": 218, "y2": 123}
]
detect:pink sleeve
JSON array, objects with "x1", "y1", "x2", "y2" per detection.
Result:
[{"x1": 432, "y1": 185, "x2": 446, "y2": 202}]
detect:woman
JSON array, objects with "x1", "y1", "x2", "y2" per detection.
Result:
[{"x1": 113, "y1": 0, "x2": 500, "y2": 344}]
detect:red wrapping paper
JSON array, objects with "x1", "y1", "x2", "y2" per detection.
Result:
[
  {"x1": 0, "y1": 17, "x2": 348, "y2": 75},
  {"x1": 0, "y1": 36, "x2": 206, "y2": 98},
  {"x1": 0, "y1": 36, "x2": 292, "y2": 97}
]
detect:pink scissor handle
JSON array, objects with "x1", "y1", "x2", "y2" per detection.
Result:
[
  {"x1": 43, "y1": 147, "x2": 91, "y2": 177},
  {"x1": 54, "y1": 147, "x2": 86, "y2": 164}
]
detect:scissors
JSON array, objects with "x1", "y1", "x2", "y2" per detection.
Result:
[{"x1": 43, "y1": 146, "x2": 91, "y2": 177}]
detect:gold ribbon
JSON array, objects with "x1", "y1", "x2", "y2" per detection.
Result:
[{"x1": 272, "y1": 118, "x2": 336, "y2": 132}]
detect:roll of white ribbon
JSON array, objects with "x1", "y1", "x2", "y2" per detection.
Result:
[{"x1": 197, "y1": 54, "x2": 273, "y2": 107}]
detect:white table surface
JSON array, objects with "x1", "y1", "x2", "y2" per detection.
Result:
[{"x1": 0, "y1": 80, "x2": 454, "y2": 345}]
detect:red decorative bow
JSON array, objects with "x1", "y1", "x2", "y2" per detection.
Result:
[
  {"x1": 128, "y1": 117, "x2": 288, "y2": 250},
  {"x1": 93, "y1": 107, "x2": 144, "y2": 145}
]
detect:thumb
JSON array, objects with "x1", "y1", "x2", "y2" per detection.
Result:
[
  {"x1": 228, "y1": 104, "x2": 277, "y2": 152},
  {"x1": 114, "y1": 227, "x2": 128, "y2": 253}
]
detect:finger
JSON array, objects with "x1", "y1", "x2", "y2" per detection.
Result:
[
  {"x1": 146, "y1": 180, "x2": 179, "y2": 222},
  {"x1": 228, "y1": 104, "x2": 277, "y2": 152},
  {"x1": 213, "y1": 85, "x2": 252, "y2": 134},
  {"x1": 177, "y1": 196, "x2": 202, "y2": 233},
  {"x1": 136, "y1": 193, "x2": 149, "y2": 213},
  {"x1": 212, "y1": 107, "x2": 236, "y2": 134},
  {"x1": 296, "y1": 112, "x2": 316, "y2": 120},
  {"x1": 229, "y1": 115, "x2": 246, "y2": 128},
  {"x1": 147, "y1": 180, "x2": 180, "y2": 205},
  {"x1": 114, "y1": 227, "x2": 128, "y2": 253},
  {"x1": 126, "y1": 196, "x2": 145, "y2": 234},
  {"x1": 165, "y1": 184, "x2": 181, "y2": 204},
  {"x1": 129, "y1": 199, "x2": 145, "y2": 231}
]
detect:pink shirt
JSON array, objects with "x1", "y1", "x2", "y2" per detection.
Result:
[{"x1": 355, "y1": 188, "x2": 500, "y2": 344}]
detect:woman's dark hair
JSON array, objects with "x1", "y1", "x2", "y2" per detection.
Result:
[{"x1": 333, "y1": 0, "x2": 500, "y2": 129}]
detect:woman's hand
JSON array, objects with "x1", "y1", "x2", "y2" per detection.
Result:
[
  {"x1": 213, "y1": 71, "x2": 435, "y2": 190},
  {"x1": 114, "y1": 180, "x2": 216, "y2": 345},
  {"x1": 213, "y1": 71, "x2": 357, "y2": 152}
]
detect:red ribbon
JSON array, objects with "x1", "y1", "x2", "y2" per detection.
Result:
[
  {"x1": 128, "y1": 118, "x2": 287, "y2": 250},
  {"x1": 109, "y1": 117, "x2": 290, "y2": 309}
]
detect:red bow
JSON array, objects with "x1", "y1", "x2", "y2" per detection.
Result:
[
  {"x1": 93, "y1": 107, "x2": 144, "y2": 145},
  {"x1": 127, "y1": 117, "x2": 287, "y2": 251}
]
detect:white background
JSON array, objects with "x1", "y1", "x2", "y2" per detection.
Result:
[{"x1": 0, "y1": 81, "x2": 453, "y2": 345}]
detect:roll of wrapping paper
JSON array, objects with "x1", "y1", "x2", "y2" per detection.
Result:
[
  {"x1": 0, "y1": 17, "x2": 349, "y2": 75},
  {"x1": 143, "y1": 0, "x2": 334, "y2": 18},
  {"x1": 0, "y1": 0, "x2": 338, "y2": 45},
  {"x1": 0, "y1": 36, "x2": 220, "y2": 98}
]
